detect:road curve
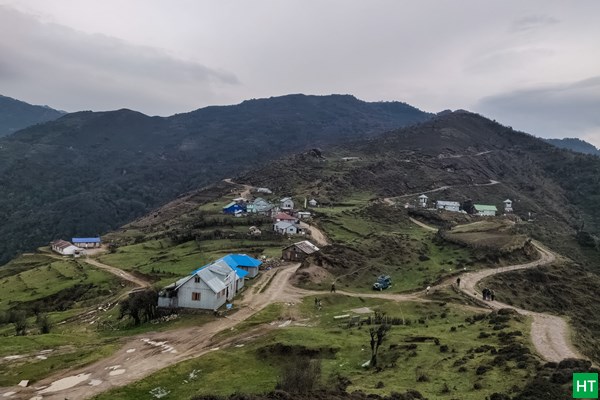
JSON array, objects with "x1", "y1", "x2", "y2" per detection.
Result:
[
  {"x1": 457, "y1": 243, "x2": 584, "y2": 362},
  {"x1": 83, "y1": 257, "x2": 151, "y2": 289}
]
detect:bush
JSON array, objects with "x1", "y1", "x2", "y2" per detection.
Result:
[
  {"x1": 36, "y1": 313, "x2": 51, "y2": 334},
  {"x1": 276, "y1": 357, "x2": 321, "y2": 393}
]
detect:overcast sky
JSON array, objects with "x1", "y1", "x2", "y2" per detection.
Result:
[{"x1": 1, "y1": 1, "x2": 599, "y2": 146}]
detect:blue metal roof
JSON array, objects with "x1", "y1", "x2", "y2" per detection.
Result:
[
  {"x1": 233, "y1": 267, "x2": 249, "y2": 279},
  {"x1": 221, "y1": 254, "x2": 262, "y2": 268},
  {"x1": 190, "y1": 254, "x2": 261, "y2": 276},
  {"x1": 72, "y1": 237, "x2": 101, "y2": 243}
]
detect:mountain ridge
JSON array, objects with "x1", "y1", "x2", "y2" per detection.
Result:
[
  {"x1": 0, "y1": 94, "x2": 431, "y2": 264},
  {"x1": 0, "y1": 94, "x2": 66, "y2": 137},
  {"x1": 544, "y1": 137, "x2": 600, "y2": 156}
]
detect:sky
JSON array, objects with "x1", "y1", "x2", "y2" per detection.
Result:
[{"x1": 1, "y1": 1, "x2": 599, "y2": 146}]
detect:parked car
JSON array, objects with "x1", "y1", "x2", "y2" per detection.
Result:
[{"x1": 372, "y1": 275, "x2": 392, "y2": 291}]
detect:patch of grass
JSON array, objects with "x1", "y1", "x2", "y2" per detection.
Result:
[
  {"x1": 96, "y1": 296, "x2": 537, "y2": 400},
  {"x1": 0, "y1": 257, "x2": 118, "y2": 311},
  {"x1": 0, "y1": 334, "x2": 118, "y2": 386}
]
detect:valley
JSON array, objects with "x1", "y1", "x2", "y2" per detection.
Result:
[{"x1": 0, "y1": 110, "x2": 598, "y2": 400}]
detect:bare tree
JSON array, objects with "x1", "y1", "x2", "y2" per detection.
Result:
[{"x1": 369, "y1": 323, "x2": 390, "y2": 368}]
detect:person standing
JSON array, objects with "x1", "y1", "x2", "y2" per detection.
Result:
[
  {"x1": 456, "y1": 277, "x2": 461, "y2": 287},
  {"x1": 331, "y1": 283, "x2": 336, "y2": 293},
  {"x1": 490, "y1": 290, "x2": 495, "y2": 301}
]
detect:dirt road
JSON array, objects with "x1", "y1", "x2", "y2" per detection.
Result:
[
  {"x1": 406, "y1": 217, "x2": 586, "y2": 363},
  {"x1": 298, "y1": 221, "x2": 330, "y2": 247},
  {"x1": 408, "y1": 217, "x2": 438, "y2": 232},
  {"x1": 83, "y1": 257, "x2": 151, "y2": 289},
  {"x1": 7, "y1": 265, "x2": 301, "y2": 400},
  {"x1": 457, "y1": 243, "x2": 584, "y2": 362},
  {"x1": 223, "y1": 178, "x2": 254, "y2": 200}
]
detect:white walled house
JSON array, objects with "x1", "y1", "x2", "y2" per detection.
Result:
[
  {"x1": 280, "y1": 197, "x2": 294, "y2": 211},
  {"x1": 50, "y1": 240, "x2": 82, "y2": 256},
  {"x1": 158, "y1": 254, "x2": 260, "y2": 310},
  {"x1": 503, "y1": 199, "x2": 513, "y2": 213},
  {"x1": 474, "y1": 204, "x2": 498, "y2": 216},
  {"x1": 274, "y1": 221, "x2": 302, "y2": 235},
  {"x1": 418, "y1": 194, "x2": 428, "y2": 208},
  {"x1": 436, "y1": 200, "x2": 461, "y2": 212}
]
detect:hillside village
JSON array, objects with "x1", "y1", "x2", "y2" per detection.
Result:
[
  {"x1": 152, "y1": 188, "x2": 324, "y2": 311},
  {"x1": 414, "y1": 194, "x2": 513, "y2": 216}
]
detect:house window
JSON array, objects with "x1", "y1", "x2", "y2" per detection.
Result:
[
  {"x1": 194, "y1": 276, "x2": 200, "y2": 283},
  {"x1": 191, "y1": 292, "x2": 201, "y2": 301}
]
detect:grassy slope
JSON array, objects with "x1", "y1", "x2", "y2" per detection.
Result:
[
  {"x1": 95, "y1": 295, "x2": 537, "y2": 400},
  {"x1": 483, "y1": 261, "x2": 600, "y2": 363}
]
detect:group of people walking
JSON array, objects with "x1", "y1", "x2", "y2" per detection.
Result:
[{"x1": 482, "y1": 287, "x2": 495, "y2": 301}]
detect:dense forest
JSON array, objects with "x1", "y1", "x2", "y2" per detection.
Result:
[{"x1": 0, "y1": 94, "x2": 431, "y2": 264}]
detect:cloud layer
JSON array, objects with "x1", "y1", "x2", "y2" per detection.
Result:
[
  {"x1": 476, "y1": 77, "x2": 600, "y2": 146},
  {"x1": 0, "y1": 5, "x2": 238, "y2": 115},
  {"x1": 0, "y1": 1, "x2": 599, "y2": 146}
]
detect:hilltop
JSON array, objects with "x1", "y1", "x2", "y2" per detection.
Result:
[
  {"x1": 242, "y1": 111, "x2": 600, "y2": 240},
  {"x1": 544, "y1": 137, "x2": 600, "y2": 156},
  {"x1": 0, "y1": 94, "x2": 430, "y2": 264},
  {"x1": 0, "y1": 94, "x2": 65, "y2": 137}
]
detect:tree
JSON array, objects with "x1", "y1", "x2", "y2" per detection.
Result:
[
  {"x1": 369, "y1": 323, "x2": 390, "y2": 368},
  {"x1": 36, "y1": 313, "x2": 52, "y2": 334},
  {"x1": 119, "y1": 290, "x2": 158, "y2": 325},
  {"x1": 13, "y1": 311, "x2": 28, "y2": 336}
]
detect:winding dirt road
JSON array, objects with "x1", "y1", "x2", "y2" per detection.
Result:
[
  {"x1": 83, "y1": 257, "x2": 151, "y2": 290},
  {"x1": 223, "y1": 178, "x2": 254, "y2": 200},
  {"x1": 298, "y1": 221, "x2": 330, "y2": 247},
  {"x1": 457, "y1": 243, "x2": 584, "y2": 362}
]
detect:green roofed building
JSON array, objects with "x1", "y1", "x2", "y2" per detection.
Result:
[{"x1": 474, "y1": 204, "x2": 497, "y2": 216}]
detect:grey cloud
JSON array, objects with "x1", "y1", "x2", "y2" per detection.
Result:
[
  {"x1": 475, "y1": 77, "x2": 600, "y2": 146},
  {"x1": 0, "y1": 6, "x2": 238, "y2": 115},
  {"x1": 510, "y1": 15, "x2": 559, "y2": 32}
]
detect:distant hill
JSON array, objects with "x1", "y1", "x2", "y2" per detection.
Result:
[
  {"x1": 544, "y1": 137, "x2": 600, "y2": 156},
  {"x1": 0, "y1": 95, "x2": 65, "y2": 137},
  {"x1": 0, "y1": 94, "x2": 431, "y2": 264},
  {"x1": 242, "y1": 111, "x2": 600, "y2": 243}
]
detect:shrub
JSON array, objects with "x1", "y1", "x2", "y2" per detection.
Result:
[{"x1": 276, "y1": 357, "x2": 321, "y2": 393}]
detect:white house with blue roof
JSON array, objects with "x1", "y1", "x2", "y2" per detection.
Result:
[{"x1": 157, "y1": 254, "x2": 261, "y2": 310}]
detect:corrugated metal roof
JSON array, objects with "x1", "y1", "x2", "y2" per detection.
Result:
[
  {"x1": 208, "y1": 261, "x2": 234, "y2": 276},
  {"x1": 233, "y1": 267, "x2": 249, "y2": 279},
  {"x1": 197, "y1": 269, "x2": 227, "y2": 293},
  {"x1": 285, "y1": 240, "x2": 320, "y2": 254},
  {"x1": 274, "y1": 212, "x2": 296, "y2": 220},
  {"x1": 51, "y1": 239, "x2": 73, "y2": 250},
  {"x1": 221, "y1": 254, "x2": 262, "y2": 268},
  {"x1": 436, "y1": 200, "x2": 460, "y2": 207},
  {"x1": 274, "y1": 221, "x2": 296, "y2": 230},
  {"x1": 222, "y1": 202, "x2": 237, "y2": 209},
  {"x1": 474, "y1": 204, "x2": 498, "y2": 211},
  {"x1": 280, "y1": 197, "x2": 293, "y2": 202},
  {"x1": 72, "y1": 237, "x2": 101, "y2": 243}
]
